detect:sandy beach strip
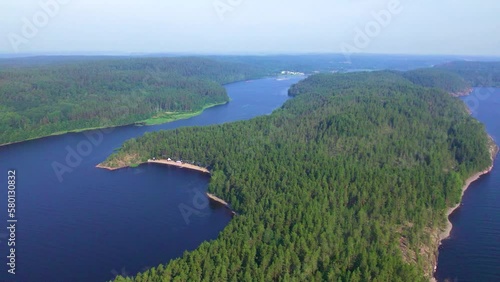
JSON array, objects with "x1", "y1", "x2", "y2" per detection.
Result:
[
  {"x1": 147, "y1": 159, "x2": 210, "y2": 174},
  {"x1": 206, "y1": 193, "x2": 229, "y2": 206},
  {"x1": 96, "y1": 159, "x2": 210, "y2": 173}
]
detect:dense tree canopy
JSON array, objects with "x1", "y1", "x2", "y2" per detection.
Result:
[
  {"x1": 2, "y1": 56, "x2": 495, "y2": 145},
  {"x1": 103, "y1": 70, "x2": 493, "y2": 281},
  {"x1": 401, "y1": 69, "x2": 471, "y2": 94},
  {"x1": 0, "y1": 57, "x2": 263, "y2": 144},
  {"x1": 435, "y1": 61, "x2": 500, "y2": 87}
]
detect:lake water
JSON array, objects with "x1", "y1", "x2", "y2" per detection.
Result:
[
  {"x1": 436, "y1": 88, "x2": 500, "y2": 281},
  {"x1": 1, "y1": 80, "x2": 498, "y2": 282},
  {"x1": 0, "y1": 76, "x2": 304, "y2": 282}
]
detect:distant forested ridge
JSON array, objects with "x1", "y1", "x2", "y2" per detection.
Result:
[
  {"x1": 435, "y1": 61, "x2": 500, "y2": 87},
  {"x1": 389, "y1": 61, "x2": 500, "y2": 95},
  {"x1": 0, "y1": 57, "x2": 263, "y2": 144},
  {"x1": 2, "y1": 55, "x2": 497, "y2": 145},
  {"x1": 103, "y1": 70, "x2": 494, "y2": 281},
  {"x1": 401, "y1": 68, "x2": 471, "y2": 95}
]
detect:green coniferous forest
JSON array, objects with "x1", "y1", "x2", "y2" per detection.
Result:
[
  {"x1": 102, "y1": 70, "x2": 494, "y2": 281},
  {"x1": 401, "y1": 69, "x2": 471, "y2": 94},
  {"x1": 2, "y1": 56, "x2": 497, "y2": 146},
  {"x1": 435, "y1": 61, "x2": 500, "y2": 87},
  {"x1": 0, "y1": 57, "x2": 263, "y2": 144},
  {"x1": 401, "y1": 61, "x2": 500, "y2": 94}
]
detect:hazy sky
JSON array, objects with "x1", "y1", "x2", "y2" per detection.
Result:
[{"x1": 1, "y1": 0, "x2": 499, "y2": 55}]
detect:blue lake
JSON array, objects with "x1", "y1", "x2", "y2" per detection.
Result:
[
  {"x1": 436, "y1": 88, "x2": 500, "y2": 281},
  {"x1": 1, "y1": 80, "x2": 499, "y2": 282},
  {"x1": 0, "y1": 76, "x2": 304, "y2": 282}
]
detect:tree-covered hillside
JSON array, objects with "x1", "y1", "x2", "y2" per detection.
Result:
[
  {"x1": 435, "y1": 61, "x2": 500, "y2": 87},
  {"x1": 0, "y1": 57, "x2": 263, "y2": 144},
  {"x1": 381, "y1": 61, "x2": 500, "y2": 95},
  {"x1": 401, "y1": 69, "x2": 471, "y2": 95},
  {"x1": 102, "y1": 71, "x2": 492, "y2": 281}
]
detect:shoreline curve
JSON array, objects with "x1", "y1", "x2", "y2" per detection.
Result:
[
  {"x1": 432, "y1": 137, "x2": 498, "y2": 280},
  {"x1": 147, "y1": 159, "x2": 210, "y2": 174},
  {"x1": 96, "y1": 159, "x2": 236, "y2": 215},
  {"x1": 96, "y1": 159, "x2": 210, "y2": 173}
]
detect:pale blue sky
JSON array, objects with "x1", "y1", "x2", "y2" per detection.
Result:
[{"x1": 1, "y1": 0, "x2": 499, "y2": 55}]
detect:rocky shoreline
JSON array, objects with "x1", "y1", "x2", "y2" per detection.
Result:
[
  {"x1": 450, "y1": 87, "x2": 474, "y2": 97},
  {"x1": 430, "y1": 137, "x2": 498, "y2": 281},
  {"x1": 206, "y1": 193, "x2": 236, "y2": 215}
]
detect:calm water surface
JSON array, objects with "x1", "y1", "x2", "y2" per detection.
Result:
[
  {"x1": 2, "y1": 80, "x2": 498, "y2": 282},
  {"x1": 0, "y1": 76, "x2": 304, "y2": 282},
  {"x1": 436, "y1": 88, "x2": 500, "y2": 282}
]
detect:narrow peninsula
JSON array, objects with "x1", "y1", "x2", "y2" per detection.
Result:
[{"x1": 104, "y1": 67, "x2": 498, "y2": 281}]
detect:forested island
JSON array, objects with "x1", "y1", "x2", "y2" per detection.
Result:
[
  {"x1": 0, "y1": 57, "x2": 264, "y2": 145},
  {"x1": 3, "y1": 56, "x2": 497, "y2": 146},
  {"x1": 2, "y1": 56, "x2": 499, "y2": 280},
  {"x1": 101, "y1": 65, "x2": 498, "y2": 281}
]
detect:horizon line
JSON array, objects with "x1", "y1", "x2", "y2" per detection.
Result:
[{"x1": 1, "y1": 52, "x2": 500, "y2": 59}]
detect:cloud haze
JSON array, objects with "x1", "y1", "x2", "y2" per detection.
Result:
[{"x1": 1, "y1": 0, "x2": 499, "y2": 55}]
